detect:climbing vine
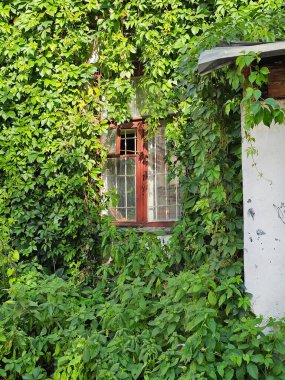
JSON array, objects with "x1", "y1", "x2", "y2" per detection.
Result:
[{"x1": 1, "y1": 0, "x2": 285, "y2": 379}]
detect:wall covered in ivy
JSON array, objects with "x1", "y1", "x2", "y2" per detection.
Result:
[{"x1": 1, "y1": 1, "x2": 285, "y2": 379}]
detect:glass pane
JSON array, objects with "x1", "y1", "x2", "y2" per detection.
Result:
[
  {"x1": 168, "y1": 205, "x2": 178, "y2": 220},
  {"x1": 127, "y1": 176, "x2": 136, "y2": 207},
  {"x1": 105, "y1": 175, "x2": 116, "y2": 190},
  {"x1": 105, "y1": 159, "x2": 116, "y2": 176},
  {"x1": 120, "y1": 130, "x2": 137, "y2": 155},
  {"x1": 126, "y1": 158, "x2": 136, "y2": 174},
  {"x1": 128, "y1": 77, "x2": 146, "y2": 118},
  {"x1": 102, "y1": 128, "x2": 117, "y2": 154},
  {"x1": 114, "y1": 208, "x2": 126, "y2": 220},
  {"x1": 103, "y1": 157, "x2": 136, "y2": 222},
  {"x1": 117, "y1": 177, "x2": 126, "y2": 207},
  {"x1": 156, "y1": 206, "x2": 167, "y2": 221},
  {"x1": 156, "y1": 130, "x2": 166, "y2": 173},
  {"x1": 168, "y1": 183, "x2": 177, "y2": 204},
  {"x1": 147, "y1": 127, "x2": 181, "y2": 222},
  {"x1": 117, "y1": 159, "x2": 126, "y2": 176},
  {"x1": 127, "y1": 208, "x2": 136, "y2": 220}
]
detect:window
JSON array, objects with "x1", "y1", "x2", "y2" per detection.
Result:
[{"x1": 102, "y1": 121, "x2": 181, "y2": 227}]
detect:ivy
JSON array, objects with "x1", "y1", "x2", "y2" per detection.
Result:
[
  {"x1": 1, "y1": 0, "x2": 285, "y2": 379},
  {"x1": 0, "y1": 0, "x2": 106, "y2": 268}
]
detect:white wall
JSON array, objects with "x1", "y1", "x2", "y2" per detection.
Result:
[{"x1": 243, "y1": 103, "x2": 285, "y2": 318}]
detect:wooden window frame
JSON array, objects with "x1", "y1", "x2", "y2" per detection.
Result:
[{"x1": 107, "y1": 119, "x2": 176, "y2": 228}]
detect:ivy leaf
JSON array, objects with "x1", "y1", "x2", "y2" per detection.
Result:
[
  {"x1": 250, "y1": 102, "x2": 261, "y2": 116},
  {"x1": 231, "y1": 77, "x2": 240, "y2": 90},
  {"x1": 191, "y1": 26, "x2": 200, "y2": 35},
  {"x1": 253, "y1": 108, "x2": 264, "y2": 125},
  {"x1": 260, "y1": 66, "x2": 270, "y2": 75},
  {"x1": 245, "y1": 87, "x2": 253, "y2": 100},
  {"x1": 263, "y1": 108, "x2": 273, "y2": 127},
  {"x1": 225, "y1": 102, "x2": 231, "y2": 115},
  {"x1": 12, "y1": 250, "x2": 19, "y2": 262},
  {"x1": 248, "y1": 72, "x2": 257, "y2": 84},
  {"x1": 253, "y1": 89, "x2": 261, "y2": 101},
  {"x1": 265, "y1": 98, "x2": 278, "y2": 107}
]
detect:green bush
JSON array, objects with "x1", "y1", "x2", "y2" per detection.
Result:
[{"x1": 1, "y1": 240, "x2": 285, "y2": 379}]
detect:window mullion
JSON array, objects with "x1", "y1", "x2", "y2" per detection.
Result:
[
  {"x1": 154, "y1": 134, "x2": 157, "y2": 221},
  {"x1": 135, "y1": 125, "x2": 146, "y2": 224},
  {"x1": 116, "y1": 128, "x2": 120, "y2": 154},
  {"x1": 142, "y1": 126, "x2": 148, "y2": 224}
]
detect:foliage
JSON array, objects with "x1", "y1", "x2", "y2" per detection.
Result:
[
  {"x1": 1, "y1": 0, "x2": 285, "y2": 379},
  {"x1": 0, "y1": 0, "x2": 106, "y2": 267},
  {"x1": 1, "y1": 246, "x2": 285, "y2": 380}
]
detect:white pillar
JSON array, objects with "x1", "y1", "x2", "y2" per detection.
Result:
[{"x1": 243, "y1": 103, "x2": 285, "y2": 318}]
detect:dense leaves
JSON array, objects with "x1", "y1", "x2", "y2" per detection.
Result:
[
  {"x1": 0, "y1": 0, "x2": 106, "y2": 267},
  {"x1": 1, "y1": 242, "x2": 285, "y2": 379},
  {"x1": 1, "y1": 0, "x2": 285, "y2": 379}
]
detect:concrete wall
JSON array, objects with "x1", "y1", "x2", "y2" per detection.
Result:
[{"x1": 243, "y1": 104, "x2": 285, "y2": 318}]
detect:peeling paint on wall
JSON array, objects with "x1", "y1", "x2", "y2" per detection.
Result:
[
  {"x1": 243, "y1": 103, "x2": 285, "y2": 319},
  {"x1": 273, "y1": 202, "x2": 285, "y2": 224},
  {"x1": 248, "y1": 208, "x2": 255, "y2": 220}
]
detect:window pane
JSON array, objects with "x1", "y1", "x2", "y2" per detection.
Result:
[
  {"x1": 147, "y1": 127, "x2": 180, "y2": 222},
  {"x1": 102, "y1": 128, "x2": 117, "y2": 154},
  {"x1": 103, "y1": 157, "x2": 136, "y2": 222},
  {"x1": 127, "y1": 176, "x2": 136, "y2": 207},
  {"x1": 117, "y1": 177, "x2": 126, "y2": 207},
  {"x1": 126, "y1": 158, "x2": 136, "y2": 175},
  {"x1": 114, "y1": 208, "x2": 126, "y2": 220},
  {"x1": 120, "y1": 130, "x2": 137, "y2": 155},
  {"x1": 117, "y1": 159, "x2": 126, "y2": 176},
  {"x1": 105, "y1": 175, "x2": 116, "y2": 190},
  {"x1": 127, "y1": 207, "x2": 136, "y2": 220},
  {"x1": 128, "y1": 77, "x2": 146, "y2": 118},
  {"x1": 105, "y1": 159, "x2": 116, "y2": 177}
]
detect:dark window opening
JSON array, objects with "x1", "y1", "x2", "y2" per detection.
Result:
[{"x1": 120, "y1": 130, "x2": 137, "y2": 155}]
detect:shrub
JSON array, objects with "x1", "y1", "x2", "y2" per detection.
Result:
[{"x1": 1, "y1": 243, "x2": 285, "y2": 379}]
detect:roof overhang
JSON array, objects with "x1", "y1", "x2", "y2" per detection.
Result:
[{"x1": 198, "y1": 41, "x2": 285, "y2": 75}]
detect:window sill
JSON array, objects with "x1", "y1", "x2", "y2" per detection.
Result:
[{"x1": 112, "y1": 221, "x2": 175, "y2": 227}]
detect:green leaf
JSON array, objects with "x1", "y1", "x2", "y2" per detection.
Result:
[
  {"x1": 225, "y1": 101, "x2": 231, "y2": 115},
  {"x1": 218, "y1": 294, "x2": 226, "y2": 307},
  {"x1": 12, "y1": 250, "x2": 19, "y2": 262},
  {"x1": 253, "y1": 89, "x2": 261, "y2": 101},
  {"x1": 260, "y1": 66, "x2": 270, "y2": 75},
  {"x1": 247, "y1": 363, "x2": 259, "y2": 379},
  {"x1": 83, "y1": 348, "x2": 90, "y2": 363},
  {"x1": 6, "y1": 268, "x2": 14, "y2": 277},
  {"x1": 208, "y1": 291, "x2": 217, "y2": 306},
  {"x1": 245, "y1": 87, "x2": 254, "y2": 100},
  {"x1": 217, "y1": 364, "x2": 225, "y2": 377},
  {"x1": 191, "y1": 26, "x2": 200, "y2": 35},
  {"x1": 263, "y1": 108, "x2": 273, "y2": 126},
  {"x1": 253, "y1": 108, "x2": 264, "y2": 125},
  {"x1": 250, "y1": 102, "x2": 261, "y2": 116},
  {"x1": 186, "y1": 315, "x2": 205, "y2": 332},
  {"x1": 275, "y1": 341, "x2": 285, "y2": 355},
  {"x1": 249, "y1": 72, "x2": 257, "y2": 84},
  {"x1": 167, "y1": 323, "x2": 176, "y2": 335},
  {"x1": 225, "y1": 368, "x2": 234, "y2": 380},
  {"x1": 265, "y1": 98, "x2": 278, "y2": 107},
  {"x1": 236, "y1": 367, "x2": 246, "y2": 380}
]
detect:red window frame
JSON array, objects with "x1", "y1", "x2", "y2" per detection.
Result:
[{"x1": 107, "y1": 119, "x2": 176, "y2": 228}]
